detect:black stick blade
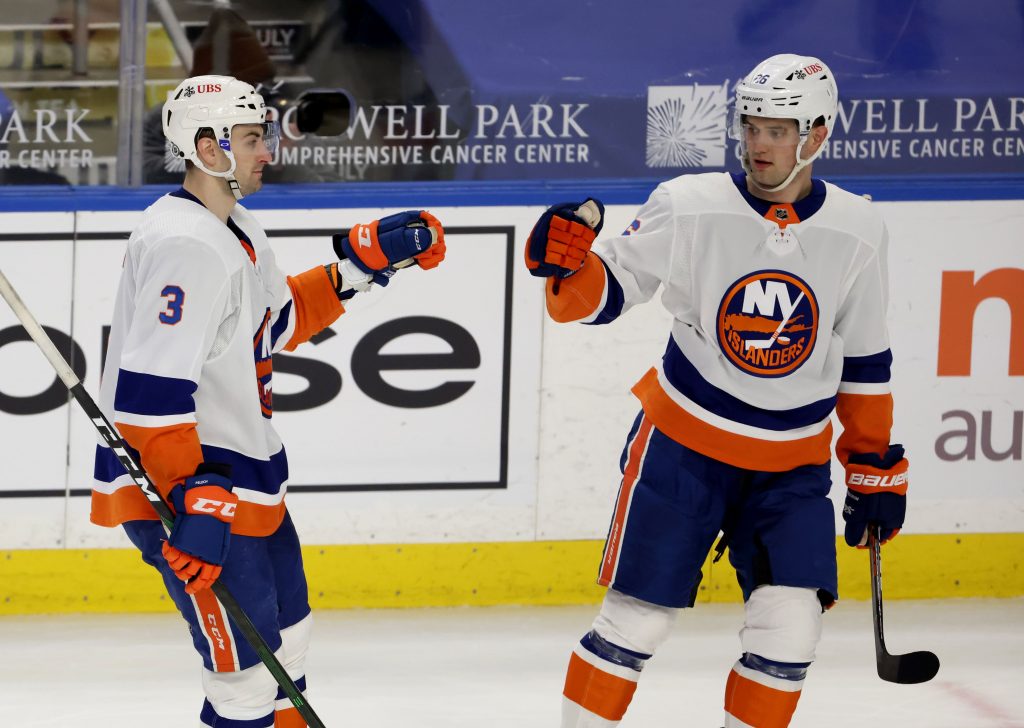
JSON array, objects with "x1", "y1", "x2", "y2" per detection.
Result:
[{"x1": 877, "y1": 649, "x2": 941, "y2": 684}]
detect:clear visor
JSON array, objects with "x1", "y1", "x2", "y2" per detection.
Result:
[
  {"x1": 259, "y1": 120, "x2": 280, "y2": 156},
  {"x1": 229, "y1": 120, "x2": 281, "y2": 157},
  {"x1": 729, "y1": 110, "x2": 803, "y2": 148}
]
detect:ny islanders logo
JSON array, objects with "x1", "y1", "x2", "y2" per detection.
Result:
[
  {"x1": 717, "y1": 271, "x2": 818, "y2": 377},
  {"x1": 253, "y1": 308, "x2": 274, "y2": 418}
]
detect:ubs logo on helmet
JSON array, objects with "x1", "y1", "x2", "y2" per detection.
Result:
[
  {"x1": 717, "y1": 270, "x2": 818, "y2": 377},
  {"x1": 197, "y1": 83, "x2": 222, "y2": 94}
]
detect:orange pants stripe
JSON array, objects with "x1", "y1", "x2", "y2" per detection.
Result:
[
  {"x1": 194, "y1": 588, "x2": 237, "y2": 673},
  {"x1": 598, "y1": 416, "x2": 654, "y2": 585}
]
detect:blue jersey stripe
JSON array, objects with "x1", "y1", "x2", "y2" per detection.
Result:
[
  {"x1": 583, "y1": 257, "x2": 626, "y2": 326},
  {"x1": 270, "y1": 300, "x2": 293, "y2": 349},
  {"x1": 841, "y1": 350, "x2": 893, "y2": 383},
  {"x1": 95, "y1": 442, "x2": 289, "y2": 495},
  {"x1": 113, "y1": 369, "x2": 197, "y2": 416},
  {"x1": 662, "y1": 338, "x2": 836, "y2": 431},
  {"x1": 200, "y1": 443, "x2": 289, "y2": 495},
  {"x1": 93, "y1": 443, "x2": 139, "y2": 482}
]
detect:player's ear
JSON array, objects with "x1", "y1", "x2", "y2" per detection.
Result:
[
  {"x1": 802, "y1": 122, "x2": 829, "y2": 159},
  {"x1": 811, "y1": 124, "x2": 828, "y2": 146},
  {"x1": 196, "y1": 135, "x2": 220, "y2": 166}
]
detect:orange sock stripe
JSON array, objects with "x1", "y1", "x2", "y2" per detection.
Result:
[
  {"x1": 724, "y1": 668, "x2": 802, "y2": 728},
  {"x1": 598, "y1": 416, "x2": 654, "y2": 585},
  {"x1": 563, "y1": 652, "x2": 638, "y2": 721},
  {"x1": 274, "y1": 706, "x2": 306, "y2": 727}
]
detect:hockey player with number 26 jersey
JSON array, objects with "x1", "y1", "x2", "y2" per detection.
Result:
[{"x1": 526, "y1": 55, "x2": 909, "y2": 728}]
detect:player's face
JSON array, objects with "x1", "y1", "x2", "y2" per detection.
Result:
[
  {"x1": 742, "y1": 116, "x2": 802, "y2": 189},
  {"x1": 231, "y1": 124, "x2": 274, "y2": 196}
]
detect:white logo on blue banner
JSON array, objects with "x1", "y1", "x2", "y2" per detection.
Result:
[{"x1": 646, "y1": 83, "x2": 729, "y2": 168}]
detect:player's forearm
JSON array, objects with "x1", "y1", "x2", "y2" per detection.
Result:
[
  {"x1": 834, "y1": 391, "x2": 895, "y2": 466},
  {"x1": 116, "y1": 421, "x2": 204, "y2": 499},
  {"x1": 283, "y1": 266, "x2": 346, "y2": 351}
]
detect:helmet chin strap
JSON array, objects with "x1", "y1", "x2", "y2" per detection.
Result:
[
  {"x1": 190, "y1": 152, "x2": 245, "y2": 201},
  {"x1": 225, "y1": 177, "x2": 244, "y2": 201},
  {"x1": 744, "y1": 139, "x2": 812, "y2": 194}
]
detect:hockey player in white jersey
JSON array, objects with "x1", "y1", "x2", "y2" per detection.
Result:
[
  {"x1": 525, "y1": 55, "x2": 909, "y2": 727},
  {"x1": 91, "y1": 75, "x2": 446, "y2": 727}
]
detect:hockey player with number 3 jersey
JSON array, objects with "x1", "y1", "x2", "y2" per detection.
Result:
[
  {"x1": 525, "y1": 55, "x2": 909, "y2": 728},
  {"x1": 90, "y1": 75, "x2": 446, "y2": 727}
]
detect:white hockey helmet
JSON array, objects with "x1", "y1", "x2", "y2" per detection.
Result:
[
  {"x1": 162, "y1": 75, "x2": 279, "y2": 199},
  {"x1": 729, "y1": 54, "x2": 838, "y2": 192}
]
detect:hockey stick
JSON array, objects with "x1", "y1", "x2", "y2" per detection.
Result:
[
  {"x1": 0, "y1": 268, "x2": 327, "y2": 728},
  {"x1": 868, "y1": 525, "x2": 940, "y2": 684}
]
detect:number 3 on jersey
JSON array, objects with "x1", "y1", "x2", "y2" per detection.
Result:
[{"x1": 159, "y1": 285, "x2": 185, "y2": 325}]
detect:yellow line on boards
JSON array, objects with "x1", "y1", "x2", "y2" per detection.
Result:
[{"x1": 1, "y1": 533, "x2": 1020, "y2": 615}]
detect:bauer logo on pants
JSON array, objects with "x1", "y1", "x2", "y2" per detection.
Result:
[{"x1": 716, "y1": 270, "x2": 818, "y2": 377}]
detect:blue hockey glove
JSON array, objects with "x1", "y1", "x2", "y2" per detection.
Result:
[
  {"x1": 332, "y1": 210, "x2": 444, "y2": 287},
  {"x1": 842, "y1": 444, "x2": 909, "y2": 548},
  {"x1": 162, "y1": 463, "x2": 237, "y2": 595},
  {"x1": 524, "y1": 198, "x2": 604, "y2": 279}
]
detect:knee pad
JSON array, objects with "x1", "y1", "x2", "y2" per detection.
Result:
[
  {"x1": 203, "y1": 614, "x2": 313, "y2": 720},
  {"x1": 592, "y1": 588, "x2": 680, "y2": 656},
  {"x1": 279, "y1": 613, "x2": 313, "y2": 676},
  {"x1": 203, "y1": 661, "x2": 278, "y2": 721},
  {"x1": 740, "y1": 585, "x2": 822, "y2": 664}
]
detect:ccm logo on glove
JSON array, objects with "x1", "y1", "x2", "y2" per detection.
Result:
[{"x1": 189, "y1": 495, "x2": 237, "y2": 519}]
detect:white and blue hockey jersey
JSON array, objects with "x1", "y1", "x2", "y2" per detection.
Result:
[
  {"x1": 547, "y1": 172, "x2": 897, "y2": 471},
  {"x1": 92, "y1": 189, "x2": 344, "y2": 535}
]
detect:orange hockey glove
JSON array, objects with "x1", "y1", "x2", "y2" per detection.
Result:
[{"x1": 524, "y1": 198, "x2": 604, "y2": 279}]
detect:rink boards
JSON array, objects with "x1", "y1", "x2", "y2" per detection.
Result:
[{"x1": 0, "y1": 188, "x2": 1020, "y2": 612}]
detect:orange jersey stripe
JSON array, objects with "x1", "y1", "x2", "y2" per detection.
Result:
[
  {"x1": 90, "y1": 488, "x2": 286, "y2": 537},
  {"x1": 563, "y1": 652, "x2": 638, "y2": 721},
  {"x1": 599, "y1": 416, "x2": 654, "y2": 586},
  {"x1": 545, "y1": 254, "x2": 606, "y2": 323},
  {"x1": 194, "y1": 588, "x2": 237, "y2": 673},
  {"x1": 117, "y1": 421, "x2": 204, "y2": 499},
  {"x1": 91, "y1": 486, "x2": 162, "y2": 526},
  {"x1": 284, "y1": 266, "x2": 345, "y2": 351},
  {"x1": 834, "y1": 391, "x2": 894, "y2": 466},
  {"x1": 232, "y1": 500, "x2": 288, "y2": 537},
  {"x1": 724, "y1": 668, "x2": 802, "y2": 728},
  {"x1": 631, "y1": 368, "x2": 833, "y2": 472}
]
